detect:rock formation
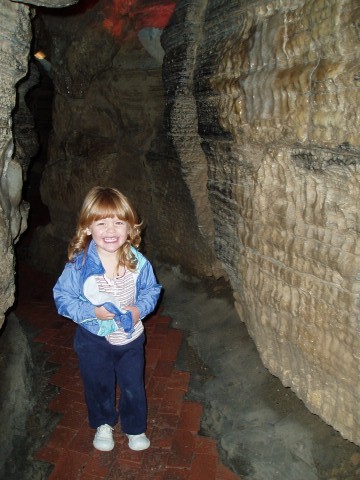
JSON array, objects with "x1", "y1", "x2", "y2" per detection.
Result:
[
  {"x1": 0, "y1": 0, "x2": 33, "y2": 331},
  {"x1": 0, "y1": 0, "x2": 79, "y2": 323},
  {"x1": 1, "y1": 0, "x2": 359, "y2": 454},
  {"x1": 194, "y1": 0, "x2": 360, "y2": 445}
]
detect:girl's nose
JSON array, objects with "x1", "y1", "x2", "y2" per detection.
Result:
[{"x1": 106, "y1": 223, "x2": 115, "y2": 232}]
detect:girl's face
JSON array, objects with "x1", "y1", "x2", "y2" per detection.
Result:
[{"x1": 86, "y1": 216, "x2": 129, "y2": 256}]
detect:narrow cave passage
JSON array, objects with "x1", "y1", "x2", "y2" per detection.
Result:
[
  {"x1": 1, "y1": 1, "x2": 360, "y2": 479},
  {"x1": 6, "y1": 6, "x2": 246, "y2": 479},
  {"x1": 8, "y1": 28, "x2": 245, "y2": 476},
  {"x1": 10, "y1": 50, "x2": 239, "y2": 480},
  {"x1": 16, "y1": 56, "x2": 53, "y2": 263}
]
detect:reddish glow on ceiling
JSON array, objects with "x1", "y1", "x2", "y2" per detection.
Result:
[{"x1": 103, "y1": 0, "x2": 176, "y2": 39}]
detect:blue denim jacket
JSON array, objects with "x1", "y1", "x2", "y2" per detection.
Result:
[{"x1": 53, "y1": 240, "x2": 162, "y2": 336}]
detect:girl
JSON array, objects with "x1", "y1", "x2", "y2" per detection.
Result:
[{"x1": 53, "y1": 186, "x2": 162, "y2": 452}]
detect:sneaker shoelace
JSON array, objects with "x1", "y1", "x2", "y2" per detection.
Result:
[{"x1": 97, "y1": 424, "x2": 113, "y2": 436}]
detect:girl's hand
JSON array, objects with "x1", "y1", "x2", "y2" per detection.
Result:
[
  {"x1": 95, "y1": 306, "x2": 115, "y2": 321},
  {"x1": 124, "y1": 306, "x2": 140, "y2": 325}
]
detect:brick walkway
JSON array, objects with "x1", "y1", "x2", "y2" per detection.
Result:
[{"x1": 14, "y1": 263, "x2": 240, "y2": 480}]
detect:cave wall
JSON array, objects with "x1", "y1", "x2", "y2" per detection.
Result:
[
  {"x1": 0, "y1": 0, "x2": 79, "y2": 328},
  {"x1": 35, "y1": 4, "x2": 167, "y2": 269},
  {"x1": 32, "y1": 0, "x2": 220, "y2": 277},
  {"x1": 0, "y1": 0, "x2": 33, "y2": 330},
  {"x1": 191, "y1": 0, "x2": 360, "y2": 444},
  {"x1": 1, "y1": 0, "x2": 359, "y2": 449},
  {"x1": 0, "y1": 0, "x2": 76, "y2": 470}
]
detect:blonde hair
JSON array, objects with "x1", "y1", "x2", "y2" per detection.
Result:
[{"x1": 68, "y1": 186, "x2": 142, "y2": 271}]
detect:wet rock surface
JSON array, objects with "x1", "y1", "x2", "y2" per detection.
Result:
[
  {"x1": 159, "y1": 266, "x2": 360, "y2": 480},
  {"x1": 0, "y1": 313, "x2": 59, "y2": 480}
]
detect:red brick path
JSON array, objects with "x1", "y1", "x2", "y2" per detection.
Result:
[{"x1": 14, "y1": 263, "x2": 240, "y2": 480}]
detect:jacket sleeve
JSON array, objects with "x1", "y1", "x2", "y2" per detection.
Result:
[
  {"x1": 134, "y1": 260, "x2": 162, "y2": 319},
  {"x1": 53, "y1": 261, "x2": 97, "y2": 324}
]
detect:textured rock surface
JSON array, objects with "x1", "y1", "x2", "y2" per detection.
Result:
[
  {"x1": 0, "y1": 0, "x2": 78, "y2": 471},
  {"x1": 0, "y1": 0, "x2": 73, "y2": 329},
  {"x1": 162, "y1": 266, "x2": 360, "y2": 480},
  {"x1": 33, "y1": 0, "x2": 220, "y2": 277},
  {"x1": 34, "y1": 1, "x2": 171, "y2": 272},
  {"x1": 0, "y1": 0, "x2": 33, "y2": 330},
  {"x1": 194, "y1": 0, "x2": 360, "y2": 445}
]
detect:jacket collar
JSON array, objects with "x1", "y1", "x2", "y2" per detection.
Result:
[{"x1": 81, "y1": 240, "x2": 105, "y2": 278}]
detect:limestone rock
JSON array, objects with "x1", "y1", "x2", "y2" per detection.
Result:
[
  {"x1": 36, "y1": 0, "x2": 220, "y2": 277},
  {"x1": 196, "y1": 0, "x2": 360, "y2": 445},
  {"x1": 0, "y1": 0, "x2": 33, "y2": 330}
]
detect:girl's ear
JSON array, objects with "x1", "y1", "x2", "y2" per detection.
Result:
[{"x1": 85, "y1": 227, "x2": 91, "y2": 236}]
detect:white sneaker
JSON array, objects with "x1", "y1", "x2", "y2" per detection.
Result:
[
  {"x1": 93, "y1": 424, "x2": 114, "y2": 451},
  {"x1": 126, "y1": 433, "x2": 150, "y2": 451}
]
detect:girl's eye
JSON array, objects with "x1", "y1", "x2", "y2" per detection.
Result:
[{"x1": 116, "y1": 221, "x2": 124, "y2": 226}]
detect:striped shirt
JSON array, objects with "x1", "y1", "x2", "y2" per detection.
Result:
[{"x1": 95, "y1": 271, "x2": 144, "y2": 345}]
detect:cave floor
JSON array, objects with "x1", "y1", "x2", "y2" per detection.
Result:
[{"x1": 6, "y1": 259, "x2": 360, "y2": 480}]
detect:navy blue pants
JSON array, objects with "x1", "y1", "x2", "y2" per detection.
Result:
[{"x1": 74, "y1": 326, "x2": 147, "y2": 434}]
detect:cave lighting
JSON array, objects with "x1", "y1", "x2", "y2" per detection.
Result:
[
  {"x1": 34, "y1": 50, "x2": 46, "y2": 60},
  {"x1": 103, "y1": 0, "x2": 176, "y2": 38},
  {"x1": 34, "y1": 50, "x2": 52, "y2": 75}
]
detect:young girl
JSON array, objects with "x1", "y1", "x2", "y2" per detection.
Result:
[{"x1": 53, "y1": 186, "x2": 162, "y2": 452}]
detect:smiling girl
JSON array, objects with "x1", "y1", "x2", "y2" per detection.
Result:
[{"x1": 53, "y1": 186, "x2": 162, "y2": 452}]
